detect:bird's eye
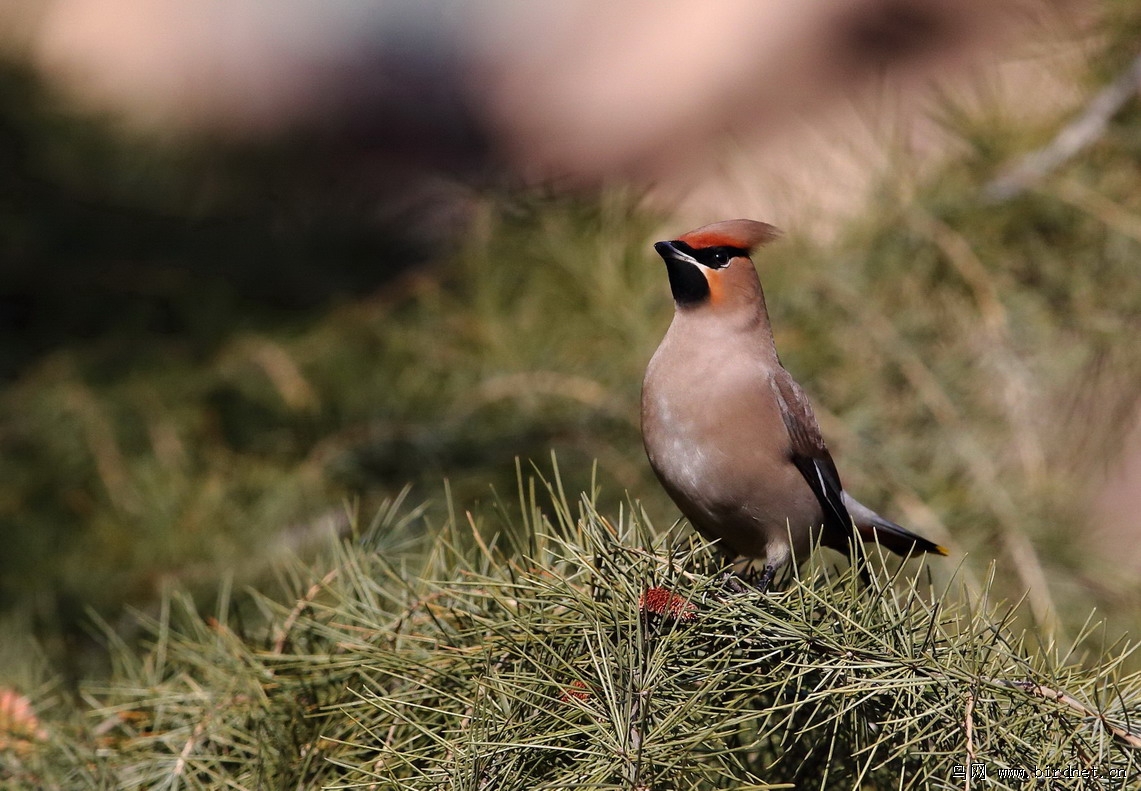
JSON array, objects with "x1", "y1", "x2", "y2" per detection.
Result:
[{"x1": 713, "y1": 249, "x2": 729, "y2": 266}]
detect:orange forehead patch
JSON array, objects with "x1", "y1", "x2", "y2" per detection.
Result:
[{"x1": 677, "y1": 219, "x2": 780, "y2": 252}]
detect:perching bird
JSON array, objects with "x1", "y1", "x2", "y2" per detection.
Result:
[{"x1": 641, "y1": 219, "x2": 947, "y2": 588}]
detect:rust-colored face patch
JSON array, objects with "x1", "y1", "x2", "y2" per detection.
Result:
[{"x1": 705, "y1": 268, "x2": 724, "y2": 306}]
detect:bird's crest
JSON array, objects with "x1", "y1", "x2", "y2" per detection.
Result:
[{"x1": 677, "y1": 219, "x2": 781, "y2": 252}]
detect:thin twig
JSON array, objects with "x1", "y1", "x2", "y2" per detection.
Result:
[
  {"x1": 964, "y1": 688, "x2": 976, "y2": 791},
  {"x1": 272, "y1": 567, "x2": 340, "y2": 655},
  {"x1": 985, "y1": 52, "x2": 1141, "y2": 202},
  {"x1": 171, "y1": 720, "x2": 208, "y2": 783},
  {"x1": 993, "y1": 678, "x2": 1141, "y2": 749}
]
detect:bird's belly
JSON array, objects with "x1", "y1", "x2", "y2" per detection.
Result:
[{"x1": 643, "y1": 387, "x2": 822, "y2": 563}]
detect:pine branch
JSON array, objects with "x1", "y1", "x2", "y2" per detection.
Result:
[{"x1": 21, "y1": 477, "x2": 1141, "y2": 790}]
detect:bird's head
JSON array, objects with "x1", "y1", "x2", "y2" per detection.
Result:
[{"x1": 653, "y1": 219, "x2": 780, "y2": 312}]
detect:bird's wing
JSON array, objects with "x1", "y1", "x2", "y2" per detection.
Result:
[{"x1": 770, "y1": 369, "x2": 854, "y2": 542}]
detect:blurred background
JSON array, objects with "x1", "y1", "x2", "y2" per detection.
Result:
[{"x1": 1, "y1": 0, "x2": 1140, "y2": 678}]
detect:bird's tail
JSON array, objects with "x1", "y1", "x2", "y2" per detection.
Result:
[
  {"x1": 856, "y1": 517, "x2": 948, "y2": 557},
  {"x1": 842, "y1": 492, "x2": 948, "y2": 558}
]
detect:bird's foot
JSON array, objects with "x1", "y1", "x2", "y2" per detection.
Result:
[
  {"x1": 716, "y1": 565, "x2": 778, "y2": 594},
  {"x1": 716, "y1": 570, "x2": 749, "y2": 595},
  {"x1": 756, "y1": 564, "x2": 776, "y2": 593}
]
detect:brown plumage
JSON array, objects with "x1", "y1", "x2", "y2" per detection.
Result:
[{"x1": 641, "y1": 219, "x2": 947, "y2": 586}]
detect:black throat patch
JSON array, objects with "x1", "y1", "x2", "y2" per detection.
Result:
[{"x1": 664, "y1": 257, "x2": 710, "y2": 307}]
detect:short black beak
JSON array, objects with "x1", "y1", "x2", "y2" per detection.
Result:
[{"x1": 654, "y1": 240, "x2": 699, "y2": 265}]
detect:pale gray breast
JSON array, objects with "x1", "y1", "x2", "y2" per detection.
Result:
[{"x1": 643, "y1": 323, "x2": 788, "y2": 503}]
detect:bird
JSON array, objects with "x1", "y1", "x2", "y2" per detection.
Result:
[{"x1": 641, "y1": 219, "x2": 947, "y2": 589}]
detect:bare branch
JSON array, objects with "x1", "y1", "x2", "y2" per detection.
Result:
[{"x1": 985, "y1": 53, "x2": 1141, "y2": 202}]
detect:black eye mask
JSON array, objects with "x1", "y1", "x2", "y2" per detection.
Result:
[{"x1": 669, "y1": 240, "x2": 749, "y2": 269}]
